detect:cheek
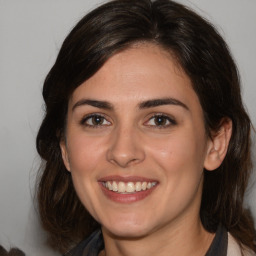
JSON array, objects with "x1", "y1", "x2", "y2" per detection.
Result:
[
  {"x1": 148, "y1": 131, "x2": 205, "y2": 170},
  {"x1": 67, "y1": 134, "x2": 106, "y2": 176},
  {"x1": 148, "y1": 132, "x2": 205, "y2": 206},
  {"x1": 146, "y1": 129, "x2": 206, "y2": 194},
  {"x1": 66, "y1": 134, "x2": 108, "y2": 218}
]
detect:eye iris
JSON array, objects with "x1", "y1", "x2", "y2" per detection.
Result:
[
  {"x1": 155, "y1": 116, "x2": 166, "y2": 125},
  {"x1": 92, "y1": 116, "x2": 103, "y2": 125}
]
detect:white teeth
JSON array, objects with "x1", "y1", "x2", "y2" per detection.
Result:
[
  {"x1": 147, "y1": 182, "x2": 152, "y2": 189},
  {"x1": 112, "y1": 181, "x2": 118, "y2": 191},
  {"x1": 126, "y1": 182, "x2": 135, "y2": 193},
  {"x1": 103, "y1": 181, "x2": 157, "y2": 193},
  {"x1": 142, "y1": 182, "x2": 147, "y2": 190},
  {"x1": 135, "y1": 182, "x2": 142, "y2": 191},
  {"x1": 118, "y1": 182, "x2": 126, "y2": 193},
  {"x1": 107, "y1": 181, "x2": 112, "y2": 190}
]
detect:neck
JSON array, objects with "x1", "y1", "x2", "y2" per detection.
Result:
[{"x1": 101, "y1": 217, "x2": 215, "y2": 256}]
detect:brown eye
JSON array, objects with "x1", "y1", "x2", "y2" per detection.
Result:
[
  {"x1": 154, "y1": 116, "x2": 168, "y2": 126},
  {"x1": 91, "y1": 115, "x2": 104, "y2": 125},
  {"x1": 145, "y1": 114, "x2": 176, "y2": 128},
  {"x1": 82, "y1": 114, "x2": 111, "y2": 127}
]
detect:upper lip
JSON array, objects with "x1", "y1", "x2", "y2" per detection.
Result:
[{"x1": 98, "y1": 175, "x2": 158, "y2": 183}]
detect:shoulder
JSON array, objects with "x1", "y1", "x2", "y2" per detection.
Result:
[{"x1": 227, "y1": 233, "x2": 255, "y2": 256}]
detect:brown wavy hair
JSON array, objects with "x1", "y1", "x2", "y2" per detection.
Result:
[{"x1": 36, "y1": 0, "x2": 256, "y2": 253}]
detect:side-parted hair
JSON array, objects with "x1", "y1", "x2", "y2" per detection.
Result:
[{"x1": 36, "y1": 0, "x2": 255, "y2": 253}]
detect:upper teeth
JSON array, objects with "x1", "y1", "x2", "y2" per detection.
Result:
[{"x1": 103, "y1": 181, "x2": 157, "y2": 193}]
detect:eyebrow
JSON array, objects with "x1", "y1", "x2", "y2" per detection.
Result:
[
  {"x1": 139, "y1": 98, "x2": 189, "y2": 110},
  {"x1": 72, "y1": 99, "x2": 113, "y2": 111},
  {"x1": 72, "y1": 97, "x2": 189, "y2": 111}
]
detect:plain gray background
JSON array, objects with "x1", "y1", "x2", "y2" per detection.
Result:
[{"x1": 0, "y1": 1, "x2": 255, "y2": 255}]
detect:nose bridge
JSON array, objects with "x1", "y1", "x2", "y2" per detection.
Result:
[{"x1": 107, "y1": 122, "x2": 145, "y2": 168}]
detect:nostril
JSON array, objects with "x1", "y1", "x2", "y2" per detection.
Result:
[
  {"x1": 108, "y1": 156, "x2": 140, "y2": 168},
  {"x1": 106, "y1": 129, "x2": 145, "y2": 167},
  {"x1": 106, "y1": 147, "x2": 145, "y2": 168}
]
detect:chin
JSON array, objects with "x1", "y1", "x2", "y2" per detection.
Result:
[
  {"x1": 105, "y1": 227, "x2": 149, "y2": 240},
  {"x1": 101, "y1": 217, "x2": 154, "y2": 239}
]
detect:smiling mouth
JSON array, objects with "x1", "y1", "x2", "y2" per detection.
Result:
[{"x1": 102, "y1": 181, "x2": 157, "y2": 193}]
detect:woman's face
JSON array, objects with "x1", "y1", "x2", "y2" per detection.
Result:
[{"x1": 61, "y1": 44, "x2": 214, "y2": 239}]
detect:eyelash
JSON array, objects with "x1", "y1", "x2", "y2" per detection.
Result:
[
  {"x1": 80, "y1": 114, "x2": 111, "y2": 128},
  {"x1": 144, "y1": 114, "x2": 177, "y2": 128},
  {"x1": 80, "y1": 113, "x2": 177, "y2": 129}
]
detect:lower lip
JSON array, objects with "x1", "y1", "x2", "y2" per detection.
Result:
[{"x1": 99, "y1": 183, "x2": 157, "y2": 204}]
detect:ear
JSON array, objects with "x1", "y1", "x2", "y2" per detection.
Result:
[
  {"x1": 60, "y1": 139, "x2": 71, "y2": 172},
  {"x1": 204, "y1": 118, "x2": 232, "y2": 171}
]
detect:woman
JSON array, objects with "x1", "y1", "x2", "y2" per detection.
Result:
[{"x1": 36, "y1": 0, "x2": 256, "y2": 255}]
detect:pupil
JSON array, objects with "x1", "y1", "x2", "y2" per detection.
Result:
[
  {"x1": 93, "y1": 116, "x2": 103, "y2": 125},
  {"x1": 155, "y1": 116, "x2": 166, "y2": 125}
]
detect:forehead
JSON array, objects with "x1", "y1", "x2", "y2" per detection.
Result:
[{"x1": 69, "y1": 43, "x2": 201, "y2": 113}]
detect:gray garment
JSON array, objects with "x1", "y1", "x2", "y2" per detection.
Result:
[
  {"x1": 64, "y1": 225, "x2": 227, "y2": 256},
  {"x1": 205, "y1": 225, "x2": 228, "y2": 256}
]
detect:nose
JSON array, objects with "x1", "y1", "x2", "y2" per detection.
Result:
[{"x1": 106, "y1": 125, "x2": 145, "y2": 168}]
